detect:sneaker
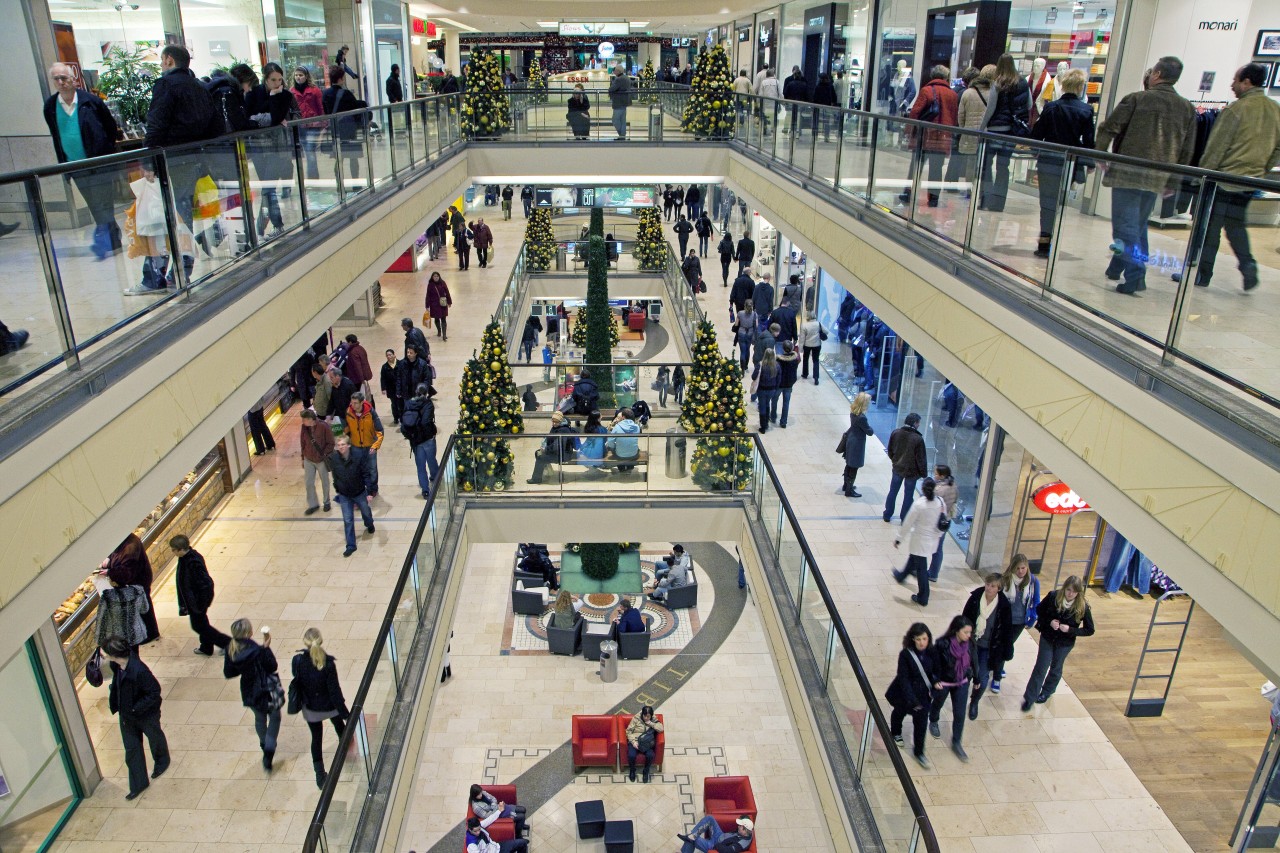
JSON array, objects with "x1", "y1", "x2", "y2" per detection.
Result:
[
  {"x1": 893, "y1": 734, "x2": 904, "y2": 747},
  {"x1": 929, "y1": 722, "x2": 941, "y2": 739},
  {"x1": 951, "y1": 742, "x2": 969, "y2": 762},
  {"x1": 912, "y1": 752, "x2": 930, "y2": 769},
  {"x1": 193, "y1": 647, "x2": 213, "y2": 656},
  {"x1": 343, "y1": 547, "x2": 356, "y2": 558},
  {"x1": 990, "y1": 680, "x2": 1001, "y2": 694},
  {"x1": 124, "y1": 284, "x2": 166, "y2": 296}
]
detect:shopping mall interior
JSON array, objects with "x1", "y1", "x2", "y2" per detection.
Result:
[{"x1": 3, "y1": 0, "x2": 1280, "y2": 851}]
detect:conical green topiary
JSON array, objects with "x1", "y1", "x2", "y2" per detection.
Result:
[
  {"x1": 681, "y1": 44, "x2": 734, "y2": 139},
  {"x1": 525, "y1": 208, "x2": 554, "y2": 270},
  {"x1": 585, "y1": 235, "x2": 616, "y2": 367},
  {"x1": 634, "y1": 206, "x2": 666, "y2": 270},
  {"x1": 461, "y1": 49, "x2": 511, "y2": 138},
  {"x1": 457, "y1": 322, "x2": 525, "y2": 491},
  {"x1": 681, "y1": 320, "x2": 751, "y2": 490},
  {"x1": 589, "y1": 207, "x2": 605, "y2": 239}
]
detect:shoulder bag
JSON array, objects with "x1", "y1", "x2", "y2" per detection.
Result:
[
  {"x1": 835, "y1": 429, "x2": 849, "y2": 455},
  {"x1": 253, "y1": 654, "x2": 286, "y2": 713},
  {"x1": 85, "y1": 648, "x2": 104, "y2": 688},
  {"x1": 936, "y1": 498, "x2": 951, "y2": 532}
]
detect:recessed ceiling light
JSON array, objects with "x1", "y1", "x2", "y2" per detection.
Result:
[
  {"x1": 537, "y1": 20, "x2": 557, "y2": 27},
  {"x1": 628, "y1": 21, "x2": 649, "y2": 27},
  {"x1": 720, "y1": 7, "x2": 729, "y2": 13}
]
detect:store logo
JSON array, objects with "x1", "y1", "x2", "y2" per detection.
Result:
[
  {"x1": 1197, "y1": 19, "x2": 1238, "y2": 30},
  {"x1": 1033, "y1": 482, "x2": 1091, "y2": 515}
]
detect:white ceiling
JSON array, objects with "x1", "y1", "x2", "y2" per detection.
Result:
[{"x1": 406, "y1": 0, "x2": 770, "y2": 36}]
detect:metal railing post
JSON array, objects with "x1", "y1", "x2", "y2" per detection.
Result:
[
  {"x1": 1165, "y1": 179, "x2": 1216, "y2": 362},
  {"x1": 291, "y1": 124, "x2": 310, "y2": 223},
  {"x1": 961, "y1": 136, "x2": 986, "y2": 255},
  {"x1": 154, "y1": 153, "x2": 191, "y2": 292},
  {"x1": 864, "y1": 116, "x2": 880, "y2": 203},
  {"x1": 331, "y1": 119, "x2": 346, "y2": 203},
  {"x1": 24, "y1": 176, "x2": 79, "y2": 368},
  {"x1": 235, "y1": 137, "x2": 258, "y2": 253},
  {"x1": 1041, "y1": 151, "x2": 1074, "y2": 295}
]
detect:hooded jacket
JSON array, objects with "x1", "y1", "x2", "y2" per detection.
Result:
[
  {"x1": 223, "y1": 639, "x2": 278, "y2": 709},
  {"x1": 606, "y1": 418, "x2": 641, "y2": 459},
  {"x1": 344, "y1": 401, "x2": 385, "y2": 451}
]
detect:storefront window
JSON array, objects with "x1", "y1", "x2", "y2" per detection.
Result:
[
  {"x1": 779, "y1": 0, "x2": 808, "y2": 77},
  {"x1": 48, "y1": 0, "x2": 175, "y2": 86},
  {"x1": 178, "y1": 0, "x2": 267, "y2": 76},
  {"x1": 369, "y1": 0, "x2": 405, "y2": 105},
  {"x1": 757, "y1": 6, "x2": 780, "y2": 71},
  {"x1": 0, "y1": 642, "x2": 79, "y2": 853},
  {"x1": 275, "y1": 0, "x2": 331, "y2": 83}
]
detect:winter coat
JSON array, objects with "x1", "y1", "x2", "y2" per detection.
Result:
[
  {"x1": 735, "y1": 237, "x2": 755, "y2": 266},
  {"x1": 695, "y1": 216, "x2": 713, "y2": 237},
  {"x1": 934, "y1": 476, "x2": 958, "y2": 520},
  {"x1": 931, "y1": 634, "x2": 978, "y2": 686},
  {"x1": 243, "y1": 86, "x2": 299, "y2": 180},
  {"x1": 956, "y1": 80, "x2": 991, "y2": 154},
  {"x1": 718, "y1": 235, "x2": 735, "y2": 261},
  {"x1": 175, "y1": 549, "x2": 215, "y2": 616},
  {"x1": 886, "y1": 425, "x2": 928, "y2": 478},
  {"x1": 205, "y1": 72, "x2": 250, "y2": 135},
  {"x1": 109, "y1": 654, "x2": 163, "y2": 721},
  {"x1": 681, "y1": 254, "x2": 702, "y2": 284},
  {"x1": 985, "y1": 78, "x2": 1031, "y2": 133},
  {"x1": 327, "y1": 376, "x2": 356, "y2": 420},
  {"x1": 471, "y1": 223, "x2": 494, "y2": 249},
  {"x1": 380, "y1": 360, "x2": 399, "y2": 399},
  {"x1": 291, "y1": 652, "x2": 349, "y2": 716},
  {"x1": 224, "y1": 640, "x2": 278, "y2": 709},
  {"x1": 885, "y1": 646, "x2": 935, "y2": 710},
  {"x1": 751, "y1": 361, "x2": 780, "y2": 391},
  {"x1": 685, "y1": 185, "x2": 701, "y2": 206},
  {"x1": 328, "y1": 446, "x2": 373, "y2": 497},
  {"x1": 401, "y1": 394, "x2": 438, "y2": 447},
  {"x1": 1030, "y1": 93, "x2": 1096, "y2": 166},
  {"x1": 812, "y1": 79, "x2": 838, "y2": 107},
  {"x1": 322, "y1": 85, "x2": 361, "y2": 143},
  {"x1": 1033, "y1": 594, "x2": 1096, "y2": 649},
  {"x1": 541, "y1": 422, "x2": 580, "y2": 461},
  {"x1": 898, "y1": 493, "x2": 946, "y2": 557},
  {"x1": 907, "y1": 78, "x2": 960, "y2": 154},
  {"x1": 842, "y1": 413, "x2": 874, "y2": 468},
  {"x1": 396, "y1": 354, "x2": 432, "y2": 401},
  {"x1": 768, "y1": 304, "x2": 798, "y2": 341},
  {"x1": 343, "y1": 342, "x2": 373, "y2": 385},
  {"x1": 1096, "y1": 82, "x2": 1196, "y2": 193},
  {"x1": 144, "y1": 67, "x2": 216, "y2": 148},
  {"x1": 963, "y1": 586, "x2": 1015, "y2": 664},
  {"x1": 608, "y1": 73, "x2": 633, "y2": 108},
  {"x1": 606, "y1": 418, "x2": 642, "y2": 459},
  {"x1": 729, "y1": 273, "x2": 755, "y2": 309},
  {"x1": 783, "y1": 74, "x2": 810, "y2": 103},
  {"x1": 776, "y1": 350, "x2": 800, "y2": 388},
  {"x1": 300, "y1": 419, "x2": 335, "y2": 463},
  {"x1": 427, "y1": 277, "x2": 452, "y2": 318},
  {"x1": 43, "y1": 90, "x2": 120, "y2": 162},
  {"x1": 96, "y1": 584, "x2": 150, "y2": 647},
  {"x1": 344, "y1": 401, "x2": 385, "y2": 451},
  {"x1": 404, "y1": 326, "x2": 430, "y2": 360},
  {"x1": 798, "y1": 318, "x2": 823, "y2": 349},
  {"x1": 1200, "y1": 87, "x2": 1280, "y2": 180},
  {"x1": 752, "y1": 279, "x2": 775, "y2": 317},
  {"x1": 386, "y1": 73, "x2": 403, "y2": 103},
  {"x1": 292, "y1": 83, "x2": 324, "y2": 118}
]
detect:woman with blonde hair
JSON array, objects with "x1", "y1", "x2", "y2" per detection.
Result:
[
  {"x1": 223, "y1": 619, "x2": 281, "y2": 770},
  {"x1": 840, "y1": 392, "x2": 875, "y2": 497},
  {"x1": 1020, "y1": 575, "x2": 1094, "y2": 711},
  {"x1": 992, "y1": 553, "x2": 1040, "y2": 693},
  {"x1": 291, "y1": 627, "x2": 349, "y2": 788}
]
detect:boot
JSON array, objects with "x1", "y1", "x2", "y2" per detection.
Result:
[
  {"x1": 314, "y1": 760, "x2": 327, "y2": 789},
  {"x1": 1034, "y1": 235, "x2": 1051, "y2": 259},
  {"x1": 262, "y1": 748, "x2": 274, "y2": 772}
]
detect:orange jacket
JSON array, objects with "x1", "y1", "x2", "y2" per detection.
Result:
[{"x1": 344, "y1": 401, "x2": 384, "y2": 451}]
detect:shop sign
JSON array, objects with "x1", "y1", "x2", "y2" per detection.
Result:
[
  {"x1": 1033, "y1": 482, "x2": 1090, "y2": 515},
  {"x1": 560, "y1": 22, "x2": 629, "y2": 36},
  {"x1": 597, "y1": 41, "x2": 615, "y2": 58}
]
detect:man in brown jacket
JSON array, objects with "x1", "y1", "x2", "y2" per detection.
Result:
[
  {"x1": 883, "y1": 413, "x2": 929, "y2": 523},
  {"x1": 300, "y1": 409, "x2": 335, "y2": 514},
  {"x1": 472, "y1": 218, "x2": 494, "y2": 268},
  {"x1": 1095, "y1": 56, "x2": 1196, "y2": 295}
]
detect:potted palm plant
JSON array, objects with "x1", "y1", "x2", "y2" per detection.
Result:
[{"x1": 95, "y1": 46, "x2": 160, "y2": 136}]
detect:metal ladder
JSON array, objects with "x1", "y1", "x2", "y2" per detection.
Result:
[{"x1": 1125, "y1": 590, "x2": 1194, "y2": 717}]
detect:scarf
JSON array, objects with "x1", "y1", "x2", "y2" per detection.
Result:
[
  {"x1": 974, "y1": 591, "x2": 997, "y2": 640},
  {"x1": 947, "y1": 636, "x2": 971, "y2": 685}
]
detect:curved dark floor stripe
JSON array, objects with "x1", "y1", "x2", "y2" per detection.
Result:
[{"x1": 424, "y1": 542, "x2": 746, "y2": 853}]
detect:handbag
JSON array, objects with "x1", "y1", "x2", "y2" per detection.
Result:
[
  {"x1": 835, "y1": 429, "x2": 849, "y2": 455},
  {"x1": 438, "y1": 296, "x2": 449, "y2": 307},
  {"x1": 254, "y1": 655, "x2": 286, "y2": 713},
  {"x1": 818, "y1": 324, "x2": 829, "y2": 342},
  {"x1": 637, "y1": 727, "x2": 657, "y2": 752},
  {"x1": 85, "y1": 648, "x2": 104, "y2": 688},
  {"x1": 423, "y1": 310, "x2": 431, "y2": 326},
  {"x1": 287, "y1": 680, "x2": 302, "y2": 715},
  {"x1": 937, "y1": 498, "x2": 951, "y2": 532}
]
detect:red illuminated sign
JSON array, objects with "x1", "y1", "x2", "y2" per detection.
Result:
[
  {"x1": 1032, "y1": 482, "x2": 1090, "y2": 515},
  {"x1": 412, "y1": 18, "x2": 436, "y2": 36}
]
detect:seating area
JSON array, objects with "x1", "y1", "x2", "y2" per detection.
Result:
[
  {"x1": 569, "y1": 714, "x2": 667, "y2": 773},
  {"x1": 463, "y1": 784, "x2": 519, "y2": 849},
  {"x1": 570, "y1": 773, "x2": 752, "y2": 853}
]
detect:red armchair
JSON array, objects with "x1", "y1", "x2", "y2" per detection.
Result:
[
  {"x1": 614, "y1": 712, "x2": 665, "y2": 772},
  {"x1": 704, "y1": 776, "x2": 758, "y2": 824},
  {"x1": 627, "y1": 309, "x2": 646, "y2": 335},
  {"x1": 463, "y1": 784, "x2": 516, "y2": 847},
  {"x1": 572, "y1": 715, "x2": 621, "y2": 771}
]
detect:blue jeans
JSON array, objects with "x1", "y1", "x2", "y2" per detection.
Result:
[
  {"x1": 366, "y1": 449, "x2": 379, "y2": 491},
  {"x1": 612, "y1": 106, "x2": 627, "y2": 138},
  {"x1": 1023, "y1": 639, "x2": 1073, "y2": 702},
  {"x1": 1106, "y1": 187, "x2": 1157, "y2": 290},
  {"x1": 253, "y1": 707, "x2": 281, "y2": 753},
  {"x1": 737, "y1": 338, "x2": 751, "y2": 370},
  {"x1": 929, "y1": 683, "x2": 969, "y2": 745},
  {"x1": 970, "y1": 644, "x2": 993, "y2": 699},
  {"x1": 928, "y1": 529, "x2": 946, "y2": 580},
  {"x1": 778, "y1": 387, "x2": 793, "y2": 426},
  {"x1": 413, "y1": 439, "x2": 439, "y2": 496},
  {"x1": 520, "y1": 339, "x2": 534, "y2": 362},
  {"x1": 681, "y1": 815, "x2": 735, "y2": 853},
  {"x1": 756, "y1": 388, "x2": 778, "y2": 428},
  {"x1": 883, "y1": 474, "x2": 918, "y2": 522},
  {"x1": 335, "y1": 492, "x2": 373, "y2": 550}
]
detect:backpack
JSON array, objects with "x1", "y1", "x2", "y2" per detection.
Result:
[
  {"x1": 400, "y1": 401, "x2": 436, "y2": 444},
  {"x1": 330, "y1": 343, "x2": 349, "y2": 372}
]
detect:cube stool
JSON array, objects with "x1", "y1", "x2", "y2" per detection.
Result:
[
  {"x1": 604, "y1": 819, "x2": 635, "y2": 853},
  {"x1": 575, "y1": 799, "x2": 606, "y2": 839}
]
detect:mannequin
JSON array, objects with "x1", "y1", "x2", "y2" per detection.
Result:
[
  {"x1": 1044, "y1": 60, "x2": 1071, "y2": 106},
  {"x1": 892, "y1": 60, "x2": 915, "y2": 115},
  {"x1": 1027, "y1": 57, "x2": 1048, "y2": 127}
]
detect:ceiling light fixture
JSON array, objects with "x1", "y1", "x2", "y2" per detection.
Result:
[
  {"x1": 537, "y1": 21, "x2": 557, "y2": 27},
  {"x1": 628, "y1": 21, "x2": 649, "y2": 27}
]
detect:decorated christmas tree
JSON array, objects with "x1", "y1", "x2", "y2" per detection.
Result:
[
  {"x1": 585, "y1": 235, "x2": 618, "y2": 367},
  {"x1": 525, "y1": 208, "x2": 554, "y2": 270},
  {"x1": 639, "y1": 58, "x2": 657, "y2": 103},
  {"x1": 681, "y1": 321, "x2": 751, "y2": 490},
  {"x1": 571, "y1": 306, "x2": 588, "y2": 347},
  {"x1": 527, "y1": 58, "x2": 547, "y2": 104},
  {"x1": 461, "y1": 49, "x2": 511, "y2": 138},
  {"x1": 681, "y1": 44, "x2": 734, "y2": 139},
  {"x1": 456, "y1": 322, "x2": 525, "y2": 491},
  {"x1": 634, "y1": 206, "x2": 666, "y2": 270}
]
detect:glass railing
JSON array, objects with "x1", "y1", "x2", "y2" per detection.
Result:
[
  {"x1": 301, "y1": 431, "x2": 938, "y2": 852},
  {"x1": 506, "y1": 362, "x2": 692, "y2": 416},
  {"x1": 0, "y1": 93, "x2": 463, "y2": 400}
]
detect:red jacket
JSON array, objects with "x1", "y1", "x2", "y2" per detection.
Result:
[
  {"x1": 908, "y1": 79, "x2": 960, "y2": 154},
  {"x1": 344, "y1": 342, "x2": 373, "y2": 384},
  {"x1": 293, "y1": 83, "x2": 324, "y2": 118},
  {"x1": 471, "y1": 223, "x2": 494, "y2": 249},
  {"x1": 426, "y1": 277, "x2": 452, "y2": 318}
]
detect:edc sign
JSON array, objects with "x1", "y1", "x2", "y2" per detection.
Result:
[{"x1": 1032, "y1": 482, "x2": 1090, "y2": 515}]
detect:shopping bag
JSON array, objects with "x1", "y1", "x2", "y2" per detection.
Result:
[
  {"x1": 129, "y1": 177, "x2": 168, "y2": 238},
  {"x1": 194, "y1": 174, "x2": 222, "y2": 220}
]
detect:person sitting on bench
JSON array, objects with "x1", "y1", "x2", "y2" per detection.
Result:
[
  {"x1": 526, "y1": 412, "x2": 579, "y2": 484},
  {"x1": 468, "y1": 784, "x2": 529, "y2": 836},
  {"x1": 648, "y1": 553, "x2": 689, "y2": 601},
  {"x1": 466, "y1": 815, "x2": 529, "y2": 853},
  {"x1": 606, "y1": 408, "x2": 642, "y2": 473},
  {"x1": 518, "y1": 545, "x2": 558, "y2": 590}
]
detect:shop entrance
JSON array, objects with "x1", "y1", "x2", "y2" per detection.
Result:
[{"x1": 1006, "y1": 462, "x2": 1101, "y2": 587}]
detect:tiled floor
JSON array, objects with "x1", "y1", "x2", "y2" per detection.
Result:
[{"x1": 43, "y1": 195, "x2": 1260, "y2": 853}]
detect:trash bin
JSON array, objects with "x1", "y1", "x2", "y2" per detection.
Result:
[
  {"x1": 556, "y1": 246, "x2": 568, "y2": 271},
  {"x1": 598, "y1": 641, "x2": 618, "y2": 682},
  {"x1": 665, "y1": 429, "x2": 687, "y2": 479},
  {"x1": 649, "y1": 108, "x2": 664, "y2": 142}
]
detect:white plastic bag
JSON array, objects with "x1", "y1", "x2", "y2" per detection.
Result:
[{"x1": 130, "y1": 177, "x2": 167, "y2": 238}]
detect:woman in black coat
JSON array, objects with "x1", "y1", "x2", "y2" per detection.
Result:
[
  {"x1": 292, "y1": 627, "x2": 349, "y2": 788},
  {"x1": 961, "y1": 572, "x2": 1014, "y2": 720},
  {"x1": 241, "y1": 62, "x2": 298, "y2": 236},
  {"x1": 1028, "y1": 68, "x2": 1095, "y2": 257},
  {"x1": 811, "y1": 72, "x2": 839, "y2": 141},
  {"x1": 224, "y1": 619, "x2": 281, "y2": 770},
  {"x1": 978, "y1": 54, "x2": 1032, "y2": 213},
  {"x1": 566, "y1": 83, "x2": 591, "y2": 139},
  {"x1": 841, "y1": 392, "x2": 875, "y2": 497},
  {"x1": 885, "y1": 622, "x2": 935, "y2": 768}
]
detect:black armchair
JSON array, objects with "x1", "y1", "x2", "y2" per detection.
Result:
[
  {"x1": 512, "y1": 576, "x2": 550, "y2": 616},
  {"x1": 616, "y1": 615, "x2": 652, "y2": 660},
  {"x1": 547, "y1": 612, "x2": 585, "y2": 655},
  {"x1": 660, "y1": 577, "x2": 698, "y2": 610}
]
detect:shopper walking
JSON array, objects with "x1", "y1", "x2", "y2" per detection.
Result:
[
  {"x1": 103, "y1": 635, "x2": 169, "y2": 799},
  {"x1": 1095, "y1": 56, "x2": 1195, "y2": 295},
  {"x1": 401, "y1": 383, "x2": 439, "y2": 498},
  {"x1": 695, "y1": 211, "x2": 714, "y2": 257},
  {"x1": 735, "y1": 232, "x2": 755, "y2": 274},
  {"x1": 329, "y1": 435, "x2": 375, "y2": 557},
  {"x1": 891, "y1": 477, "x2": 946, "y2": 606},
  {"x1": 608, "y1": 65, "x2": 633, "y2": 140},
  {"x1": 1020, "y1": 576, "x2": 1094, "y2": 711},
  {"x1": 291, "y1": 627, "x2": 349, "y2": 789},
  {"x1": 247, "y1": 406, "x2": 276, "y2": 455},
  {"x1": 883, "y1": 413, "x2": 928, "y2": 523},
  {"x1": 977, "y1": 54, "x2": 1031, "y2": 213},
  {"x1": 426, "y1": 271, "x2": 453, "y2": 340},
  {"x1": 170, "y1": 535, "x2": 231, "y2": 656},
  {"x1": 1181, "y1": 63, "x2": 1280, "y2": 291},
  {"x1": 992, "y1": 553, "x2": 1040, "y2": 693},
  {"x1": 839, "y1": 392, "x2": 875, "y2": 498},
  {"x1": 521, "y1": 185, "x2": 533, "y2": 216},
  {"x1": 381, "y1": 350, "x2": 403, "y2": 425},
  {"x1": 928, "y1": 464, "x2": 958, "y2": 580},
  {"x1": 731, "y1": 300, "x2": 757, "y2": 371},
  {"x1": 299, "y1": 409, "x2": 334, "y2": 514},
  {"x1": 1028, "y1": 68, "x2": 1094, "y2": 257},
  {"x1": 472, "y1": 218, "x2": 494, "y2": 268},
  {"x1": 673, "y1": 214, "x2": 693, "y2": 257},
  {"x1": 928, "y1": 615, "x2": 977, "y2": 762},
  {"x1": 456, "y1": 223, "x2": 472, "y2": 270},
  {"x1": 672, "y1": 365, "x2": 686, "y2": 405},
  {"x1": 776, "y1": 341, "x2": 800, "y2": 428},
  {"x1": 962, "y1": 572, "x2": 1013, "y2": 721},
  {"x1": 344, "y1": 392, "x2": 384, "y2": 497},
  {"x1": 685, "y1": 184, "x2": 702, "y2": 220},
  {"x1": 951, "y1": 66, "x2": 992, "y2": 192},
  {"x1": 798, "y1": 314, "x2": 823, "y2": 384},
  {"x1": 885, "y1": 623, "x2": 935, "y2": 768},
  {"x1": 501, "y1": 185, "x2": 514, "y2": 219},
  {"x1": 224, "y1": 619, "x2": 282, "y2": 771},
  {"x1": 717, "y1": 232, "x2": 735, "y2": 285},
  {"x1": 902, "y1": 65, "x2": 960, "y2": 208}
]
